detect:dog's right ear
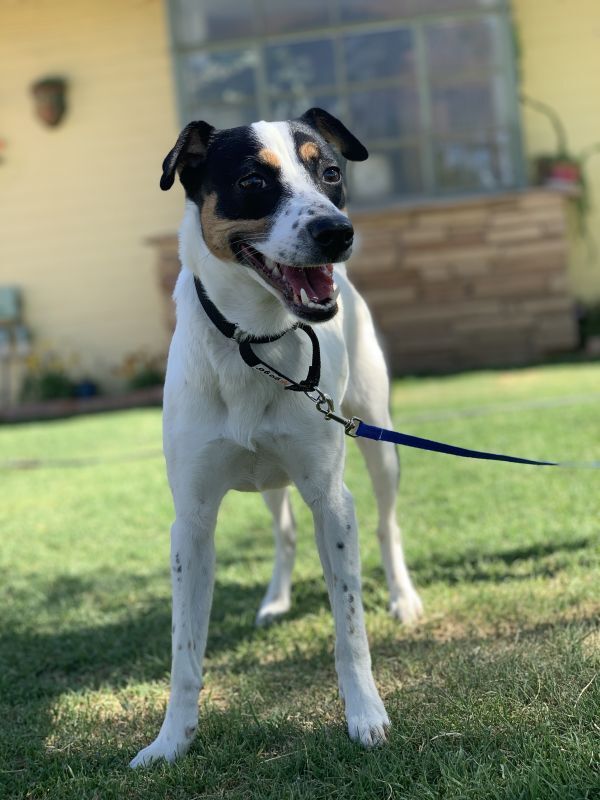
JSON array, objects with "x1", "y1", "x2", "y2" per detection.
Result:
[
  {"x1": 300, "y1": 108, "x2": 368, "y2": 162},
  {"x1": 160, "y1": 121, "x2": 215, "y2": 191}
]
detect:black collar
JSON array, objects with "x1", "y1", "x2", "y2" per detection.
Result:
[
  {"x1": 193, "y1": 274, "x2": 321, "y2": 393},
  {"x1": 193, "y1": 275, "x2": 293, "y2": 344}
]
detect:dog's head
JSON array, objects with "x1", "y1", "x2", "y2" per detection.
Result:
[{"x1": 161, "y1": 109, "x2": 367, "y2": 323}]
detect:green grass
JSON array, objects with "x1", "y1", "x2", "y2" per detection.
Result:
[{"x1": 1, "y1": 362, "x2": 599, "y2": 799}]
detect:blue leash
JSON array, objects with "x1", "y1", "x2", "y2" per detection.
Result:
[
  {"x1": 303, "y1": 388, "x2": 600, "y2": 470},
  {"x1": 193, "y1": 278, "x2": 598, "y2": 470},
  {"x1": 353, "y1": 419, "x2": 557, "y2": 466}
]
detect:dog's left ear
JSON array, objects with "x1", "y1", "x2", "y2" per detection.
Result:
[
  {"x1": 300, "y1": 108, "x2": 368, "y2": 162},
  {"x1": 160, "y1": 120, "x2": 215, "y2": 191}
]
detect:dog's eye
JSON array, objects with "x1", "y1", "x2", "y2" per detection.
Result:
[
  {"x1": 238, "y1": 173, "x2": 267, "y2": 191},
  {"x1": 322, "y1": 166, "x2": 341, "y2": 184}
]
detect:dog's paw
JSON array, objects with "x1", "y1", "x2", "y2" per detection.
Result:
[
  {"x1": 129, "y1": 734, "x2": 192, "y2": 768},
  {"x1": 255, "y1": 597, "x2": 290, "y2": 627},
  {"x1": 389, "y1": 589, "x2": 423, "y2": 625},
  {"x1": 346, "y1": 704, "x2": 390, "y2": 748}
]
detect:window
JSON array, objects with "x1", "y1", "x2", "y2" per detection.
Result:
[{"x1": 168, "y1": 0, "x2": 523, "y2": 203}]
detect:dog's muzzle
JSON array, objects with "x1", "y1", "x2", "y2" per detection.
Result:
[{"x1": 231, "y1": 241, "x2": 341, "y2": 323}]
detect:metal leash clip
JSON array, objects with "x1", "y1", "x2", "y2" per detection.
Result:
[{"x1": 304, "y1": 388, "x2": 362, "y2": 438}]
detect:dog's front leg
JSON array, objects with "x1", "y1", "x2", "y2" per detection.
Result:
[
  {"x1": 298, "y1": 473, "x2": 389, "y2": 747},
  {"x1": 130, "y1": 501, "x2": 219, "y2": 767}
]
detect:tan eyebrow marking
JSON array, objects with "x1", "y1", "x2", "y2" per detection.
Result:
[
  {"x1": 299, "y1": 142, "x2": 320, "y2": 162},
  {"x1": 258, "y1": 148, "x2": 281, "y2": 169}
]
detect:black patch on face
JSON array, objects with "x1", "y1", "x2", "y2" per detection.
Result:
[
  {"x1": 290, "y1": 123, "x2": 347, "y2": 210},
  {"x1": 181, "y1": 125, "x2": 288, "y2": 224}
]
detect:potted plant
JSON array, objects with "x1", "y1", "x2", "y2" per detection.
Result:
[
  {"x1": 521, "y1": 93, "x2": 600, "y2": 235},
  {"x1": 117, "y1": 350, "x2": 166, "y2": 390},
  {"x1": 20, "y1": 350, "x2": 75, "y2": 401}
]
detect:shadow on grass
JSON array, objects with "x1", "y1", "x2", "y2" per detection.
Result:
[
  {"x1": 410, "y1": 536, "x2": 596, "y2": 586},
  {"x1": 1, "y1": 530, "x2": 598, "y2": 795},
  {"x1": 5, "y1": 606, "x2": 598, "y2": 800},
  {"x1": 2, "y1": 531, "x2": 595, "y2": 703},
  {"x1": 2, "y1": 530, "x2": 595, "y2": 701},
  {"x1": 0, "y1": 570, "x2": 330, "y2": 702}
]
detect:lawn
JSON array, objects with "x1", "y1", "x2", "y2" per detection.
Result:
[{"x1": 1, "y1": 363, "x2": 599, "y2": 799}]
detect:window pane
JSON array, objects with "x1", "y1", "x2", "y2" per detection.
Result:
[
  {"x1": 433, "y1": 131, "x2": 514, "y2": 191},
  {"x1": 268, "y1": 93, "x2": 343, "y2": 121},
  {"x1": 169, "y1": 0, "x2": 521, "y2": 202},
  {"x1": 181, "y1": 49, "x2": 258, "y2": 106},
  {"x1": 184, "y1": 103, "x2": 259, "y2": 129},
  {"x1": 265, "y1": 39, "x2": 336, "y2": 95},
  {"x1": 431, "y1": 77, "x2": 508, "y2": 134},
  {"x1": 425, "y1": 17, "x2": 503, "y2": 75},
  {"x1": 348, "y1": 147, "x2": 423, "y2": 202},
  {"x1": 343, "y1": 28, "x2": 416, "y2": 83},
  {"x1": 341, "y1": 0, "x2": 506, "y2": 24},
  {"x1": 260, "y1": 0, "x2": 331, "y2": 34},
  {"x1": 349, "y1": 87, "x2": 420, "y2": 141},
  {"x1": 171, "y1": 0, "x2": 259, "y2": 45}
]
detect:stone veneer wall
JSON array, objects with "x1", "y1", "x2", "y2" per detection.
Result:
[{"x1": 149, "y1": 188, "x2": 577, "y2": 374}]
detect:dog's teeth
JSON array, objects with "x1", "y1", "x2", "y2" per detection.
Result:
[
  {"x1": 332, "y1": 285, "x2": 340, "y2": 302},
  {"x1": 300, "y1": 288, "x2": 309, "y2": 306},
  {"x1": 264, "y1": 256, "x2": 281, "y2": 278}
]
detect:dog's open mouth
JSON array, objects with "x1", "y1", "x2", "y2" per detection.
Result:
[{"x1": 232, "y1": 242, "x2": 339, "y2": 322}]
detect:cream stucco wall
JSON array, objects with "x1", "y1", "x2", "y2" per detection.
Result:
[
  {"x1": 3, "y1": 0, "x2": 599, "y2": 403},
  {"x1": 0, "y1": 0, "x2": 182, "y2": 392},
  {"x1": 513, "y1": 0, "x2": 600, "y2": 302}
]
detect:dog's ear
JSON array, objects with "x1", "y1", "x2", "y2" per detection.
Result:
[
  {"x1": 160, "y1": 120, "x2": 215, "y2": 191},
  {"x1": 300, "y1": 108, "x2": 368, "y2": 162}
]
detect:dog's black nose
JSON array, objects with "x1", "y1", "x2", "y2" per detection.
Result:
[{"x1": 307, "y1": 217, "x2": 354, "y2": 258}]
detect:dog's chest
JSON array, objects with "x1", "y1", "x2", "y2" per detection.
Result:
[
  {"x1": 222, "y1": 440, "x2": 292, "y2": 492},
  {"x1": 203, "y1": 328, "x2": 320, "y2": 449}
]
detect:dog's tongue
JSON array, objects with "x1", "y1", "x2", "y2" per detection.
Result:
[{"x1": 280, "y1": 264, "x2": 334, "y2": 303}]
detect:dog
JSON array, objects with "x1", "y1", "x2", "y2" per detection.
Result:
[{"x1": 130, "y1": 108, "x2": 423, "y2": 767}]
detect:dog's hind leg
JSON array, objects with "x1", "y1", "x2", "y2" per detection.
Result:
[
  {"x1": 342, "y1": 293, "x2": 423, "y2": 624},
  {"x1": 256, "y1": 488, "x2": 296, "y2": 626},
  {"x1": 355, "y1": 433, "x2": 423, "y2": 624}
]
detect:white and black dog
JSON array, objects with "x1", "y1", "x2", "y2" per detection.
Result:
[{"x1": 130, "y1": 109, "x2": 423, "y2": 767}]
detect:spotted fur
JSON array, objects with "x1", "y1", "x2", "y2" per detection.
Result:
[{"x1": 130, "y1": 110, "x2": 423, "y2": 768}]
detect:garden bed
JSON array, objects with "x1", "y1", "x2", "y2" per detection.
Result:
[{"x1": 0, "y1": 385, "x2": 162, "y2": 424}]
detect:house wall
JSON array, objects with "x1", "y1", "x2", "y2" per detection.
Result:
[
  {"x1": 513, "y1": 0, "x2": 600, "y2": 302},
  {"x1": 350, "y1": 190, "x2": 576, "y2": 373},
  {"x1": 1, "y1": 0, "x2": 593, "y2": 397},
  {"x1": 0, "y1": 0, "x2": 182, "y2": 394}
]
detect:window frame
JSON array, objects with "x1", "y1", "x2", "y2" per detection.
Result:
[{"x1": 165, "y1": 1, "x2": 525, "y2": 204}]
